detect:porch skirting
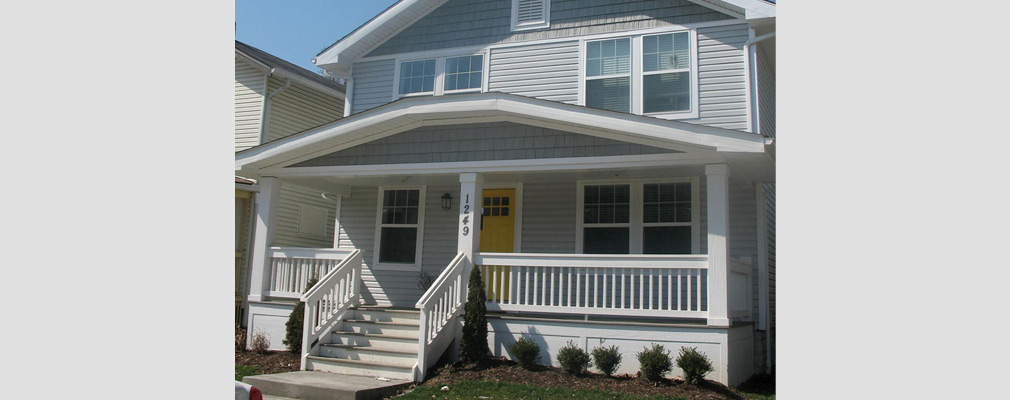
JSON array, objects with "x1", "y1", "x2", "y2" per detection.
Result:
[{"x1": 487, "y1": 314, "x2": 753, "y2": 386}]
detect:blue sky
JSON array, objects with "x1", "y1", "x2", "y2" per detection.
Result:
[{"x1": 236, "y1": 0, "x2": 398, "y2": 74}]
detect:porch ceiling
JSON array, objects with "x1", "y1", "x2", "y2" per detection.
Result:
[{"x1": 236, "y1": 92, "x2": 773, "y2": 181}]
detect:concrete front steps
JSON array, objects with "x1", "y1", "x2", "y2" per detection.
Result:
[
  {"x1": 305, "y1": 307, "x2": 420, "y2": 381},
  {"x1": 244, "y1": 371, "x2": 411, "y2": 400}
]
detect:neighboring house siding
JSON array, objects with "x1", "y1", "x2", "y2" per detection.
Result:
[
  {"x1": 367, "y1": 0, "x2": 732, "y2": 57},
  {"x1": 521, "y1": 181, "x2": 577, "y2": 253},
  {"x1": 292, "y1": 122, "x2": 676, "y2": 167},
  {"x1": 488, "y1": 40, "x2": 580, "y2": 104},
  {"x1": 351, "y1": 59, "x2": 396, "y2": 114},
  {"x1": 692, "y1": 23, "x2": 749, "y2": 130},
  {"x1": 764, "y1": 183, "x2": 775, "y2": 365},
  {"x1": 337, "y1": 185, "x2": 459, "y2": 307},
  {"x1": 272, "y1": 182, "x2": 338, "y2": 248},
  {"x1": 235, "y1": 58, "x2": 266, "y2": 151},
  {"x1": 265, "y1": 77, "x2": 343, "y2": 143},
  {"x1": 756, "y1": 45, "x2": 775, "y2": 137}
]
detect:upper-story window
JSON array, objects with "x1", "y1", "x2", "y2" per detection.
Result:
[
  {"x1": 398, "y1": 59, "x2": 436, "y2": 95},
  {"x1": 582, "y1": 29, "x2": 698, "y2": 119},
  {"x1": 511, "y1": 0, "x2": 550, "y2": 31},
  {"x1": 585, "y1": 38, "x2": 631, "y2": 113},
  {"x1": 444, "y1": 55, "x2": 483, "y2": 92},
  {"x1": 395, "y1": 53, "x2": 486, "y2": 98}
]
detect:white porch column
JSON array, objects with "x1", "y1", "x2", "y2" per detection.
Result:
[
  {"x1": 706, "y1": 164, "x2": 731, "y2": 327},
  {"x1": 247, "y1": 176, "x2": 281, "y2": 303},
  {"x1": 457, "y1": 173, "x2": 484, "y2": 268}
]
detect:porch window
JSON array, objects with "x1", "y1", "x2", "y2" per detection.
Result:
[
  {"x1": 642, "y1": 183, "x2": 692, "y2": 254},
  {"x1": 398, "y1": 59, "x2": 436, "y2": 95},
  {"x1": 374, "y1": 187, "x2": 426, "y2": 270},
  {"x1": 584, "y1": 38, "x2": 631, "y2": 113},
  {"x1": 582, "y1": 184, "x2": 630, "y2": 254}
]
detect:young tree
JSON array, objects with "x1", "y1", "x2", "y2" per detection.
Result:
[{"x1": 459, "y1": 266, "x2": 488, "y2": 364}]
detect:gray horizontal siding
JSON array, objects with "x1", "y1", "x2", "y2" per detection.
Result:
[
  {"x1": 687, "y1": 23, "x2": 749, "y2": 131},
  {"x1": 488, "y1": 40, "x2": 580, "y2": 104},
  {"x1": 521, "y1": 182, "x2": 576, "y2": 253},
  {"x1": 368, "y1": 0, "x2": 732, "y2": 57},
  {"x1": 351, "y1": 59, "x2": 396, "y2": 114},
  {"x1": 235, "y1": 58, "x2": 266, "y2": 151},
  {"x1": 273, "y1": 182, "x2": 338, "y2": 248},
  {"x1": 293, "y1": 122, "x2": 676, "y2": 167},
  {"x1": 265, "y1": 77, "x2": 343, "y2": 143}
]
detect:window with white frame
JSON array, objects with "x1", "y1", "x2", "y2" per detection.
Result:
[
  {"x1": 582, "y1": 184, "x2": 630, "y2": 254},
  {"x1": 374, "y1": 188, "x2": 425, "y2": 269},
  {"x1": 444, "y1": 55, "x2": 483, "y2": 92},
  {"x1": 511, "y1": 0, "x2": 550, "y2": 31},
  {"x1": 585, "y1": 38, "x2": 631, "y2": 113},
  {"x1": 578, "y1": 180, "x2": 698, "y2": 255},
  {"x1": 642, "y1": 32, "x2": 691, "y2": 113},
  {"x1": 398, "y1": 59, "x2": 436, "y2": 95},
  {"x1": 582, "y1": 29, "x2": 696, "y2": 117}
]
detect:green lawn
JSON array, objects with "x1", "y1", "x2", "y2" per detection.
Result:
[
  {"x1": 235, "y1": 365, "x2": 260, "y2": 381},
  {"x1": 396, "y1": 380, "x2": 689, "y2": 400}
]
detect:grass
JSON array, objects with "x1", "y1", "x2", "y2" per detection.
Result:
[
  {"x1": 395, "y1": 380, "x2": 689, "y2": 400},
  {"x1": 235, "y1": 365, "x2": 260, "y2": 381}
]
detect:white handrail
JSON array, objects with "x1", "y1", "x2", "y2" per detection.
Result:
[
  {"x1": 266, "y1": 247, "x2": 355, "y2": 298},
  {"x1": 476, "y1": 252, "x2": 710, "y2": 319},
  {"x1": 414, "y1": 252, "x2": 468, "y2": 381},
  {"x1": 299, "y1": 249, "x2": 363, "y2": 370}
]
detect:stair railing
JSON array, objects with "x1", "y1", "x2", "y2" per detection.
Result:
[
  {"x1": 299, "y1": 249, "x2": 363, "y2": 370},
  {"x1": 414, "y1": 252, "x2": 468, "y2": 381}
]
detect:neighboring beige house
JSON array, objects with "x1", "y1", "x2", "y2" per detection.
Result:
[{"x1": 234, "y1": 41, "x2": 346, "y2": 329}]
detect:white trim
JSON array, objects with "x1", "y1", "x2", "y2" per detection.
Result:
[
  {"x1": 332, "y1": 195, "x2": 342, "y2": 248},
  {"x1": 510, "y1": 0, "x2": 550, "y2": 32},
  {"x1": 372, "y1": 186, "x2": 427, "y2": 271},
  {"x1": 475, "y1": 252, "x2": 708, "y2": 269},
  {"x1": 575, "y1": 177, "x2": 701, "y2": 255},
  {"x1": 482, "y1": 182, "x2": 524, "y2": 253},
  {"x1": 267, "y1": 153, "x2": 724, "y2": 178},
  {"x1": 744, "y1": 27, "x2": 755, "y2": 134}
]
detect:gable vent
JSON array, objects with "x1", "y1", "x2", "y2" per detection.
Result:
[{"x1": 512, "y1": 0, "x2": 550, "y2": 31}]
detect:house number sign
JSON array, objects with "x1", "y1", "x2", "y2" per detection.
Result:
[{"x1": 461, "y1": 194, "x2": 470, "y2": 236}]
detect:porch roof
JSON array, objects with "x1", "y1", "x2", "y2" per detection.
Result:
[{"x1": 235, "y1": 92, "x2": 774, "y2": 180}]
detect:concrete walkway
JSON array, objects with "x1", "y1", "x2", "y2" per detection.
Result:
[{"x1": 244, "y1": 371, "x2": 412, "y2": 400}]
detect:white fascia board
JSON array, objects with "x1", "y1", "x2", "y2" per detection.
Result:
[
  {"x1": 234, "y1": 94, "x2": 767, "y2": 174},
  {"x1": 687, "y1": 0, "x2": 774, "y2": 20},
  {"x1": 314, "y1": 0, "x2": 446, "y2": 74},
  {"x1": 268, "y1": 68, "x2": 345, "y2": 101}
]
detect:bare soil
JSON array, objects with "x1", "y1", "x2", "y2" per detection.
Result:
[
  {"x1": 407, "y1": 358, "x2": 761, "y2": 400},
  {"x1": 235, "y1": 350, "x2": 301, "y2": 376}
]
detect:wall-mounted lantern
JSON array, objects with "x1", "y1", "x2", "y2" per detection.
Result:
[{"x1": 441, "y1": 193, "x2": 453, "y2": 210}]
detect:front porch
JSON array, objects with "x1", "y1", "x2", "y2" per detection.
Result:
[{"x1": 236, "y1": 93, "x2": 773, "y2": 385}]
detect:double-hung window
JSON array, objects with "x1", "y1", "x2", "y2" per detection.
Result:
[
  {"x1": 584, "y1": 38, "x2": 631, "y2": 113},
  {"x1": 578, "y1": 180, "x2": 698, "y2": 255},
  {"x1": 374, "y1": 187, "x2": 426, "y2": 270},
  {"x1": 642, "y1": 32, "x2": 691, "y2": 113}
]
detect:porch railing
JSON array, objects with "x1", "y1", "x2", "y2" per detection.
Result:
[
  {"x1": 265, "y1": 247, "x2": 356, "y2": 298},
  {"x1": 475, "y1": 253, "x2": 710, "y2": 319},
  {"x1": 415, "y1": 252, "x2": 468, "y2": 381},
  {"x1": 299, "y1": 249, "x2": 363, "y2": 370}
]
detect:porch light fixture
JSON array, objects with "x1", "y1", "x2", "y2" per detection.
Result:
[{"x1": 441, "y1": 193, "x2": 453, "y2": 210}]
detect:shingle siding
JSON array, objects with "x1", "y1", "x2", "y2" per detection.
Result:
[{"x1": 367, "y1": 0, "x2": 733, "y2": 57}]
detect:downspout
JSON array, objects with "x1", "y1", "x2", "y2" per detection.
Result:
[
  {"x1": 744, "y1": 31, "x2": 775, "y2": 136},
  {"x1": 260, "y1": 69, "x2": 291, "y2": 144}
]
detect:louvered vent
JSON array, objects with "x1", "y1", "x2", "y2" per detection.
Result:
[
  {"x1": 512, "y1": 0, "x2": 549, "y2": 30},
  {"x1": 516, "y1": 0, "x2": 544, "y2": 24}
]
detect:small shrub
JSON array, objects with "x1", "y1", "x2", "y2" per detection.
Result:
[
  {"x1": 508, "y1": 336, "x2": 541, "y2": 370},
  {"x1": 591, "y1": 344, "x2": 622, "y2": 376},
  {"x1": 284, "y1": 278, "x2": 318, "y2": 354},
  {"x1": 637, "y1": 343, "x2": 672, "y2": 381},
  {"x1": 235, "y1": 325, "x2": 247, "y2": 352},
  {"x1": 557, "y1": 341, "x2": 591, "y2": 375},
  {"x1": 675, "y1": 347, "x2": 713, "y2": 385},
  {"x1": 459, "y1": 267, "x2": 488, "y2": 364},
  {"x1": 250, "y1": 330, "x2": 270, "y2": 354}
]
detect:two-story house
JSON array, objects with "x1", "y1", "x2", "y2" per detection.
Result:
[
  {"x1": 234, "y1": 41, "x2": 346, "y2": 335},
  {"x1": 236, "y1": 0, "x2": 775, "y2": 386}
]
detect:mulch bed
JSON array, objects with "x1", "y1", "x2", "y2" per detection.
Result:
[
  {"x1": 404, "y1": 358, "x2": 750, "y2": 400},
  {"x1": 235, "y1": 350, "x2": 301, "y2": 376}
]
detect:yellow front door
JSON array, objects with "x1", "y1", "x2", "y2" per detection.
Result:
[{"x1": 479, "y1": 189, "x2": 515, "y2": 301}]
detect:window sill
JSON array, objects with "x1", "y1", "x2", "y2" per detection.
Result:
[
  {"x1": 372, "y1": 262, "x2": 421, "y2": 272},
  {"x1": 642, "y1": 110, "x2": 698, "y2": 120}
]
